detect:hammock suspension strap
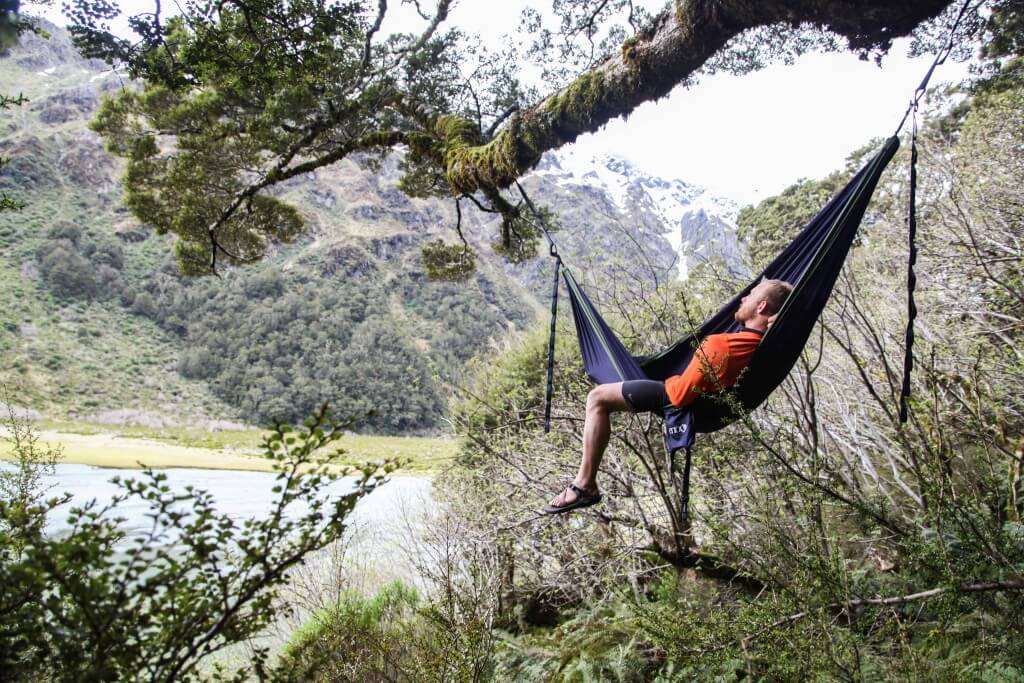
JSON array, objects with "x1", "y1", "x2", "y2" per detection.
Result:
[
  {"x1": 679, "y1": 446, "x2": 693, "y2": 535},
  {"x1": 893, "y1": 0, "x2": 970, "y2": 423},
  {"x1": 515, "y1": 181, "x2": 564, "y2": 434},
  {"x1": 900, "y1": 110, "x2": 920, "y2": 424},
  {"x1": 544, "y1": 248, "x2": 561, "y2": 433},
  {"x1": 893, "y1": 0, "x2": 972, "y2": 137}
]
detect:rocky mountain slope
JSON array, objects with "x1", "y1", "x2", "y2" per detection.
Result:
[
  {"x1": 532, "y1": 154, "x2": 744, "y2": 279},
  {"x1": 0, "y1": 23, "x2": 744, "y2": 432}
]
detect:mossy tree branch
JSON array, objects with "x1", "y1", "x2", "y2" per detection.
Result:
[
  {"x1": 74, "y1": 0, "x2": 962, "y2": 275},
  {"x1": 440, "y1": 0, "x2": 954, "y2": 196}
]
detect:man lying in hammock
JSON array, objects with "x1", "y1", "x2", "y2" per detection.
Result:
[{"x1": 545, "y1": 278, "x2": 794, "y2": 514}]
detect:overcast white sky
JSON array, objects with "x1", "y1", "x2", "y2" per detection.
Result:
[
  {"x1": 564, "y1": 48, "x2": 969, "y2": 204},
  {"x1": 27, "y1": 0, "x2": 971, "y2": 205}
]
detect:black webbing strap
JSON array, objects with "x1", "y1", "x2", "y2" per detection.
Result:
[
  {"x1": 893, "y1": 0, "x2": 972, "y2": 137},
  {"x1": 544, "y1": 250, "x2": 561, "y2": 433},
  {"x1": 893, "y1": 0, "x2": 972, "y2": 423},
  {"x1": 680, "y1": 446, "x2": 693, "y2": 533},
  {"x1": 900, "y1": 114, "x2": 919, "y2": 424},
  {"x1": 514, "y1": 180, "x2": 565, "y2": 433}
]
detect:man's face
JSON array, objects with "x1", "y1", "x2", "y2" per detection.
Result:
[{"x1": 735, "y1": 281, "x2": 772, "y2": 323}]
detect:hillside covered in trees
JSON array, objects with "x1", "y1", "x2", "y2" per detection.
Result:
[
  {"x1": 0, "y1": 25, "x2": 539, "y2": 431},
  {"x1": 2, "y1": 24, "x2": 710, "y2": 432}
]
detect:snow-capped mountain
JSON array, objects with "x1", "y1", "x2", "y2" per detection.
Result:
[{"x1": 532, "y1": 152, "x2": 745, "y2": 279}]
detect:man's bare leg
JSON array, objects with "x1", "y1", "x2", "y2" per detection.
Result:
[{"x1": 549, "y1": 382, "x2": 632, "y2": 507}]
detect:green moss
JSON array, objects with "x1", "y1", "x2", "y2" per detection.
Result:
[
  {"x1": 440, "y1": 66, "x2": 639, "y2": 194},
  {"x1": 444, "y1": 70, "x2": 626, "y2": 193},
  {"x1": 621, "y1": 35, "x2": 640, "y2": 66},
  {"x1": 405, "y1": 130, "x2": 440, "y2": 160},
  {"x1": 435, "y1": 115, "x2": 479, "y2": 148},
  {"x1": 674, "y1": 0, "x2": 691, "y2": 33},
  {"x1": 437, "y1": 51, "x2": 652, "y2": 195},
  {"x1": 545, "y1": 71, "x2": 606, "y2": 125},
  {"x1": 439, "y1": 115, "x2": 520, "y2": 194}
]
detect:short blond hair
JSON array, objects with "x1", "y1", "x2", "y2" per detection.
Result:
[{"x1": 760, "y1": 278, "x2": 794, "y2": 316}]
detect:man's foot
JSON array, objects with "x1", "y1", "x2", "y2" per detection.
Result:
[{"x1": 543, "y1": 482, "x2": 602, "y2": 515}]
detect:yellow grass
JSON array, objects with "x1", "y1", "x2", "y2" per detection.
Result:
[{"x1": 0, "y1": 422, "x2": 459, "y2": 474}]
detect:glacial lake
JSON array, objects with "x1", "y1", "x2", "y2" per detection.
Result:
[
  {"x1": 26, "y1": 464, "x2": 434, "y2": 562},
  {"x1": 35, "y1": 462, "x2": 428, "y2": 536},
  {"x1": 12, "y1": 463, "x2": 438, "y2": 656}
]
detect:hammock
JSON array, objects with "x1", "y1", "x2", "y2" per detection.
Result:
[
  {"x1": 552, "y1": 135, "x2": 901, "y2": 455},
  {"x1": 535, "y1": 0, "x2": 973, "y2": 533}
]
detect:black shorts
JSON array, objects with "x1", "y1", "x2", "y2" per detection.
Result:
[{"x1": 621, "y1": 380, "x2": 670, "y2": 413}]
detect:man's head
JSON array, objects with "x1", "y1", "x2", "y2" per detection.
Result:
[{"x1": 734, "y1": 278, "x2": 794, "y2": 329}]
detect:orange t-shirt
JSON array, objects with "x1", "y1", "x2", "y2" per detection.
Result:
[{"x1": 664, "y1": 330, "x2": 763, "y2": 407}]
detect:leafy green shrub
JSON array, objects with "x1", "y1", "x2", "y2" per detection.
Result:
[
  {"x1": 0, "y1": 406, "x2": 397, "y2": 681},
  {"x1": 33, "y1": 223, "x2": 124, "y2": 301},
  {"x1": 176, "y1": 347, "x2": 216, "y2": 379},
  {"x1": 36, "y1": 240, "x2": 98, "y2": 299},
  {"x1": 129, "y1": 290, "x2": 157, "y2": 317},
  {"x1": 276, "y1": 558, "x2": 499, "y2": 681},
  {"x1": 46, "y1": 222, "x2": 83, "y2": 244}
]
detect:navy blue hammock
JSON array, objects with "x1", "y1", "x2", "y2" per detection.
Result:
[{"x1": 544, "y1": 136, "x2": 900, "y2": 529}]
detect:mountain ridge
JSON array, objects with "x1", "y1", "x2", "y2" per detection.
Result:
[{"x1": 534, "y1": 151, "x2": 744, "y2": 278}]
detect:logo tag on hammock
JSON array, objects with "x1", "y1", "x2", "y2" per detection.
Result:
[{"x1": 663, "y1": 407, "x2": 695, "y2": 452}]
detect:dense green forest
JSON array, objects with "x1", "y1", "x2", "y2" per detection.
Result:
[
  {"x1": 132, "y1": 254, "x2": 533, "y2": 431},
  {"x1": 1, "y1": 183, "x2": 534, "y2": 430},
  {"x1": 0, "y1": 26, "x2": 537, "y2": 431},
  {"x1": 2, "y1": 0, "x2": 1023, "y2": 680}
]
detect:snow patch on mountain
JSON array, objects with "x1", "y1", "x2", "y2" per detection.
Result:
[{"x1": 532, "y1": 152, "x2": 744, "y2": 279}]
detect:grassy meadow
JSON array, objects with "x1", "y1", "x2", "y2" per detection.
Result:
[{"x1": 0, "y1": 419, "x2": 459, "y2": 474}]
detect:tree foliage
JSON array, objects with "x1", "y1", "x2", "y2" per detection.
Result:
[
  {"x1": 65, "y1": 0, "x2": 991, "y2": 276},
  {"x1": 418, "y1": 54, "x2": 1024, "y2": 680},
  {"x1": 0, "y1": 405, "x2": 397, "y2": 681},
  {"x1": 0, "y1": 392, "x2": 63, "y2": 556}
]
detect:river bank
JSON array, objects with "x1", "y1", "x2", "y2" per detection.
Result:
[{"x1": 0, "y1": 420, "x2": 459, "y2": 473}]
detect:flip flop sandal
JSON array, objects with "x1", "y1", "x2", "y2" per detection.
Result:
[{"x1": 543, "y1": 482, "x2": 602, "y2": 515}]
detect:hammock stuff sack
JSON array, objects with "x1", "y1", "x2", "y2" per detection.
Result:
[{"x1": 557, "y1": 135, "x2": 900, "y2": 454}]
